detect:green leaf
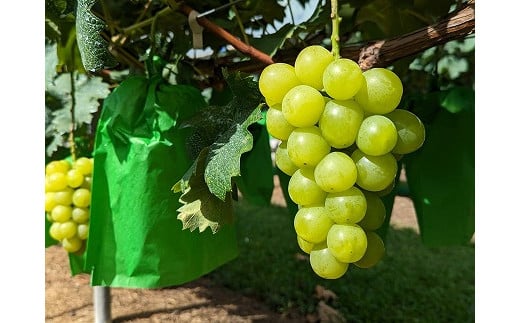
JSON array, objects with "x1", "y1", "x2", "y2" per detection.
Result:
[
  {"x1": 56, "y1": 26, "x2": 86, "y2": 73},
  {"x1": 45, "y1": 0, "x2": 76, "y2": 43},
  {"x1": 356, "y1": 0, "x2": 429, "y2": 39},
  {"x1": 236, "y1": 0, "x2": 285, "y2": 25},
  {"x1": 46, "y1": 43, "x2": 59, "y2": 84},
  {"x1": 46, "y1": 0, "x2": 75, "y2": 21},
  {"x1": 440, "y1": 86, "x2": 474, "y2": 113},
  {"x1": 174, "y1": 71, "x2": 264, "y2": 231},
  {"x1": 76, "y1": 0, "x2": 117, "y2": 71},
  {"x1": 204, "y1": 106, "x2": 263, "y2": 201},
  {"x1": 181, "y1": 71, "x2": 263, "y2": 158},
  {"x1": 173, "y1": 148, "x2": 234, "y2": 233},
  {"x1": 45, "y1": 71, "x2": 111, "y2": 156},
  {"x1": 404, "y1": 109, "x2": 475, "y2": 247},
  {"x1": 232, "y1": 122, "x2": 274, "y2": 207},
  {"x1": 249, "y1": 23, "x2": 300, "y2": 57},
  {"x1": 437, "y1": 55, "x2": 470, "y2": 80}
]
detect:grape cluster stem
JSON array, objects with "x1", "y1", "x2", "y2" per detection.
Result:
[{"x1": 330, "y1": 0, "x2": 341, "y2": 60}]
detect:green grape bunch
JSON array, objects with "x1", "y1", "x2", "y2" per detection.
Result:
[
  {"x1": 259, "y1": 45, "x2": 425, "y2": 279},
  {"x1": 45, "y1": 157, "x2": 93, "y2": 255}
]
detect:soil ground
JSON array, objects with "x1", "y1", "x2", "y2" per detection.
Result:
[{"x1": 45, "y1": 171, "x2": 421, "y2": 323}]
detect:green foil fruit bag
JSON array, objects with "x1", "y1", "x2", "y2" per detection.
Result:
[{"x1": 84, "y1": 74, "x2": 238, "y2": 288}]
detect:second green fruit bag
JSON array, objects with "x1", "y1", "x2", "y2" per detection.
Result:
[{"x1": 84, "y1": 74, "x2": 238, "y2": 288}]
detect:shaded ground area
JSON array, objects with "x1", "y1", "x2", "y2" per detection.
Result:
[{"x1": 45, "y1": 171, "x2": 427, "y2": 323}]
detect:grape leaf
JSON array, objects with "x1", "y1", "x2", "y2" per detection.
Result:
[
  {"x1": 437, "y1": 55, "x2": 469, "y2": 80},
  {"x1": 204, "y1": 105, "x2": 263, "y2": 201},
  {"x1": 76, "y1": 0, "x2": 117, "y2": 71},
  {"x1": 249, "y1": 23, "x2": 301, "y2": 57},
  {"x1": 46, "y1": 43, "x2": 60, "y2": 84},
  {"x1": 173, "y1": 71, "x2": 264, "y2": 232},
  {"x1": 47, "y1": 73, "x2": 110, "y2": 131},
  {"x1": 440, "y1": 86, "x2": 474, "y2": 113},
  {"x1": 173, "y1": 148, "x2": 233, "y2": 233},
  {"x1": 355, "y1": 0, "x2": 426, "y2": 39},
  {"x1": 181, "y1": 71, "x2": 263, "y2": 157},
  {"x1": 45, "y1": 63, "x2": 111, "y2": 156},
  {"x1": 45, "y1": 0, "x2": 75, "y2": 43}
]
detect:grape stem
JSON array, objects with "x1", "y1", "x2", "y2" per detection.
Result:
[
  {"x1": 330, "y1": 0, "x2": 341, "y2": 60},
  {"x1": 69, "y1": 71, "x2": 77, "y2": 162}
]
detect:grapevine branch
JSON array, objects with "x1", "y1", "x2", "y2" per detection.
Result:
[
  {"x1": 166, "y1": 0, "x2": 274, "y2": 64},
  {"x1": 354, "y1": 0, "x2": 475, "y2": 70},
  {"x1": 200, "y1": 0, "x2": 475, "y2": 73}
]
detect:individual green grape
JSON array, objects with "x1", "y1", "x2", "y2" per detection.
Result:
[
  {"x1": 72, "y1": 207, "x2": 90, "y2": 224},
  {"x1": 45, "y1": 192, "x2": 57, "y2": 212},
  {"x1": 294, "y1": 206, "x2": 334, "y2": 243},
  {"x1": 73, "y1": 157, "x2": 93, "y2": 175},
  {"x1": 310, "y1": 246, "x2": 349, "y2": 279},
  {"x1": 46, "y1": 172, "x2": 68, "y2": 192},
  {"x1": 62, "y1": 236, "x2": 83, "y2": 253},
  {"x1": 287, "y1": 126, "x2": 330, "y2": 168},
  {"x1": 351, "y1": 149, "x2": 397, "y2": 191},
  {"x1": 265, "y1": 96, "x2": 279, "y2": 108},
  {"x1": 259, "y1": 63, "x2": 301, "y2": 105},
  {"x1": 51, "y1": 205, "x2": 72, "y2": 223},
  {"x1": 72, "y1": 188, "x2": 91, "y2": 207},
  {"x1": 282, "y1": 85, "x2": 325, "y2": 127},
  {"x1": 45, "y1": 160, "x2": 71, "y2": 175},
  {"x1": 314, "y1": 152, "x2": 357, "y2": 192},
  {"x1": 77, "y1": 223, "x2": 89, "y2": 240},
  {"x1": 327, "y1": 223, "x2": 368, "y2": 263},
  {"x1": 274, "y1": 141, "x2": 299, "y2": 176},
  {"x1": 354, "y1": 231, "x2": 385, "y2": 268},
  {"x1": 67, "y1": 169, "x2": 84, "y2": 188},
  {"x1": 59, "y1": 221, "x2": 78, "y2": 240},
  {"x1": 53, "y1": 188, "x2": 74, "y2": 206},
  {"x1": 357, "y1": 191, "x2": 386, "y2": 230},
  {"x1": 297, "y1": 235, "x2": 315, "y2": 254},
  {"x1": 354, "y1": 68, "x2": 403, "y2": 115},
  {"x1": 49, "y1": 222, "x2": 65, "y2": 241},
  {"x1": 325, "y1": 186, "x2": 367, "y2": 224},
  {"x1": 288, "y1": 168, "x2": 327, "y2": 206},
  {"x1": 266, "y1": 105, "x2": 296, "y2": 140},
  {"x1": 385, "y1": 109, "x2": 426, "y2": 154},
  {"x1": 318, "y1": 99, "x2": 364, "y2": 148},
  {"x1": 322, "y1": 58, "x2": 364, "y2": 100},
  {"x1": 356, "y1": 115, "x2": 398, "y2": 156},
  {"x1": 294, "y1": 45, "x2": 334, "y2": 90}
]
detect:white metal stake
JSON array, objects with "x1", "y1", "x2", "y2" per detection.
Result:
[{"x1": 94, "y1": 286, "x2": 112, "y2": 323}]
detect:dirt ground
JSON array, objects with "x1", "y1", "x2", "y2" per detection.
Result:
[{"x1": 45, "y1": 171, "x2": 420, "y2": 323}]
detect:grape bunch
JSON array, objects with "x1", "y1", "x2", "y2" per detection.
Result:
[
  {"x1": 259, "y1": 45, "x2": 425, "y2": 279},
  {"x1": 45, "y1": 157, "x2": 93, "y2": 254}
]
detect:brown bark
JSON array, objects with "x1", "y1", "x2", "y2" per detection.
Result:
[{"x1": 355, "y1": 1, "x2": 475, "y2": 70}]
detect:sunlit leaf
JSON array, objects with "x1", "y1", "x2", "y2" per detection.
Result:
[{"x1": 76, "y1": 0, "x2": 117, "y2": 71}]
